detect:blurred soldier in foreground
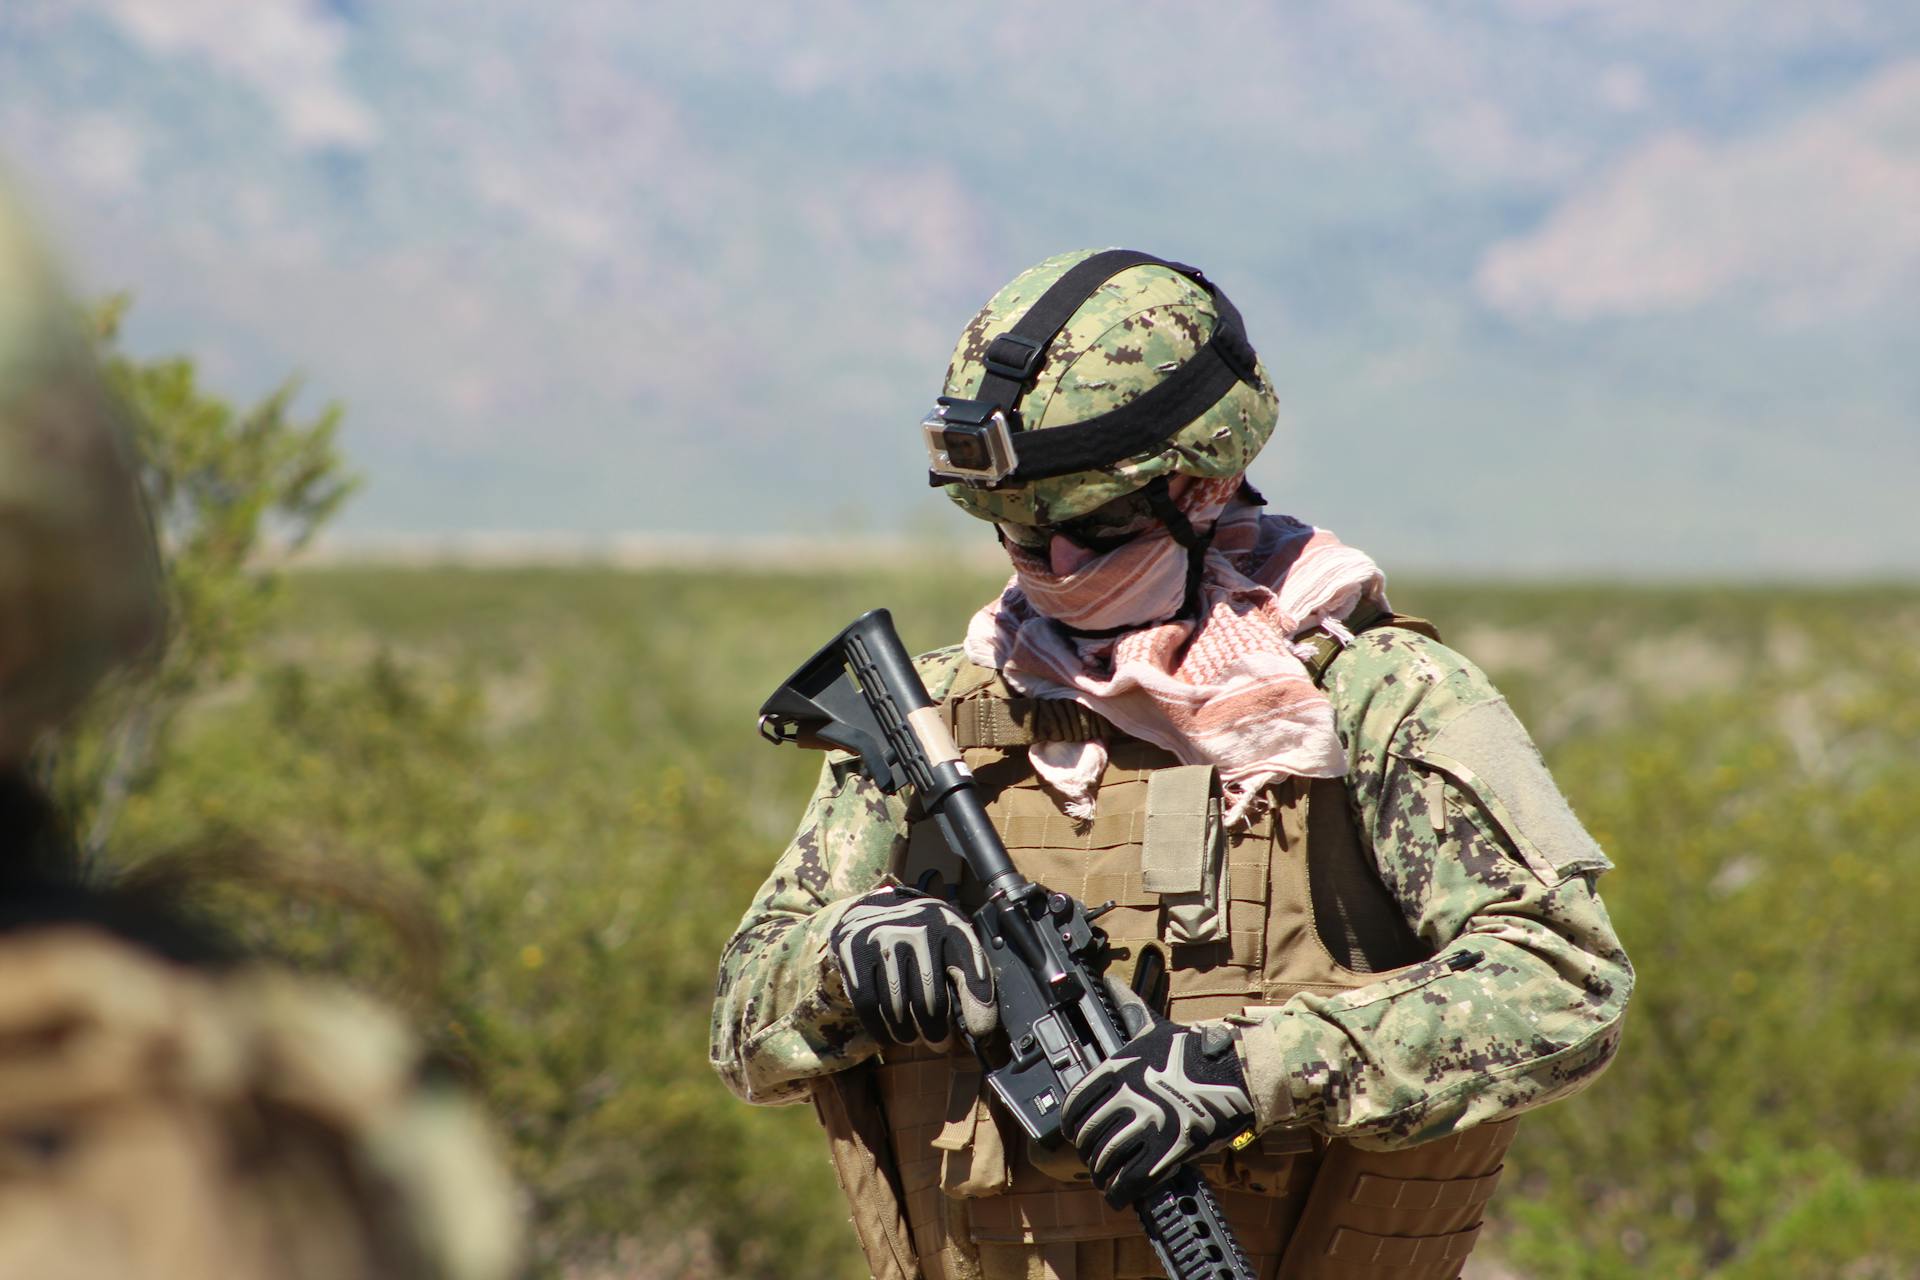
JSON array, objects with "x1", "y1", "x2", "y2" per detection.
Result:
[
  {"x1": 0, "y1": 185, "x2": 518, "y2": 1280},
  {"x1": 713, "y1": 251, "x2": 1633, "y2": 1278}
]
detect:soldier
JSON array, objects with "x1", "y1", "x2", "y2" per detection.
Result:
[
  {"x1": 711, "y1": 249, "x2": 1632, "y2": 1279},
  {"x1": 0, "y1": 185, "x2": 519, "y2": 1280}
]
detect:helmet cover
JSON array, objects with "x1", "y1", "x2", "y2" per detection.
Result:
[{"x1": 939, "y1": 248, "x2": 1279, "y2": 527}]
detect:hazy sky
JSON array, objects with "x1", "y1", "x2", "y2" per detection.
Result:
[{"x1": 3, "y1": 1, "x2": 1916, "y2": 574}]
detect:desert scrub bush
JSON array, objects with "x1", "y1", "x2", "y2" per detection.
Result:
[
  {"x1": 39, "y1": 298, "x2": 354, "y2": 868},
  {"x1": 111, "y1": 566, "x2": 1008, "y2": 1278},
  {"x1": 1493, "y1": 597, "x2": 1920, "y2": 1277}
]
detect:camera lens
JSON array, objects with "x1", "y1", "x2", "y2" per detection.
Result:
[{"x1": 943, "y1": 428, "x2": 990, "y2": 471}]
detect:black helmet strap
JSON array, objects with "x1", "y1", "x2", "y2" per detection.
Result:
[
  {"x1": 1053, "y1": 476, "x2": 1218, "y2": 640},
  {"x1": 1144, "y1": 474, "x2": 1216, "y2": 627},
  {"x1": 940, "y1": 249, "x2": 1261, "y2": 487}
]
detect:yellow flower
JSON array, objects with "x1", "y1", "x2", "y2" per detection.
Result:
[{"x1": 520, "y1": 944, "x2": 545, "y2": 970}]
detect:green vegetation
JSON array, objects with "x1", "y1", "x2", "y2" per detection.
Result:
[
  {"x1": 94, "y1": 568, "x2": 1920, "y2": 1278},
  {"x1": 59, "y1": 299, "x2": 1918, "y2": 1278},
  {"x1": 42, "y1": 309, "x2": 1915, "y2": 1276},
  {"x1": 41, "y1": 298, "x2": 354, "y2": 867}
]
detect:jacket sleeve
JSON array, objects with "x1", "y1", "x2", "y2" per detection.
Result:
[
  {"x1": 708, "y1": 648, "x2": 966, "y2": 1107},
  {"x1": 1234, "y1": 627, "x2": 1634, "y2": 1149}
]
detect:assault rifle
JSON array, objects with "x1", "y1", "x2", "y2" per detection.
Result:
[{"x1": 758, "y1": 608, "x2": 1256, "y2": 1280}]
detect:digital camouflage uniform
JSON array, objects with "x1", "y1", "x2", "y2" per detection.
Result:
[
  {"x1": 712, "y1": 631, "x2": 1631, "y2": 1277},
  {"x1": 711, "y1": 249, "x2": 1632, "y2": 1279},
  {"x1": 713, "y1": 637, "x2": 1630, "y2": 1130}
]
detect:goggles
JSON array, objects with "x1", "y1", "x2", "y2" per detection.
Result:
[{"x1": 995, "y1": 487, "x2": 1165, "y2": 553}]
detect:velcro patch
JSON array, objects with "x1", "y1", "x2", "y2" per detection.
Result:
[{"x1": 1412, "y1": 699, "x2": 1612, "y2": 883}]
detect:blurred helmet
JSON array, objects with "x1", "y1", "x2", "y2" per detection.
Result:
[
  {"x1": 924, "y1": 248, "x2": 1279, "y2": 530},
  {"x1": 0, "y1": 927, "x2": 520, "y2": 1280},
  {"x1": 0, "y1": 185, "x2": 163, "y2": 763}
]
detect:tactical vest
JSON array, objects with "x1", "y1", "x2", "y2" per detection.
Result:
[{"x1": 814, "y1": 615, "x2": 1517, "y2": 1280}]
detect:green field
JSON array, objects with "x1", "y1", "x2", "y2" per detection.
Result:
[{"x1": 109, "y1": 569, "x2": 1920, "y2": 1279}]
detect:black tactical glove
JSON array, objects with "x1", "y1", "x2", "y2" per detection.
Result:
[
  {"x1": 829, "y1": 885, "x2": 997, "y2": 1047},
  {"x1": 1060, "y1": 1014, "x2": 1256, "y2": 1207}
]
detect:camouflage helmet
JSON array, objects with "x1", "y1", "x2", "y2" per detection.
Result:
[
  {"x1": 931, "y1": 248, "x2": 1279, "y2": 528},
  {"x1": 0, "y1": 184, "x2": 163, "y2": 763}
]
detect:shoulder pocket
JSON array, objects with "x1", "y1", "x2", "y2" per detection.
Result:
[{"x1": 1404, "y1": 698, "x2": 1612, "y2": 885}]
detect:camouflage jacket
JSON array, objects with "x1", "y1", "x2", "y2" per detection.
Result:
[{"x1": 710, "y1": 627, "x2": 1632, "y2": 1147}]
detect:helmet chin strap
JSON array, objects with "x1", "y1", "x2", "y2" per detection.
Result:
[
  {"x1": 1140, "y1": 475, "x2": 1216, "y2": 625},
  {"x1": 1055, "y1": 476, "x2": 1215, "y2": 640}
]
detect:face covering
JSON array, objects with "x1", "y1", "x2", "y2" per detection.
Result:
[{"x1": 966, "y1": 476, "x2": 1386, "y2": 822}]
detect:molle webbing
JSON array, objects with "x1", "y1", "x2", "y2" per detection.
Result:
[
  {"x1": 947, "y1": 694, "x2": 1112, "y2": 749},
  {"x1": 1349, "y1": 1169, "x2": 1503, "y2": 1213},
  {"x1": 1277, "y1": 1118, "x2": 1516, "y2": 1280},
  {"x1": 964, "y1": 1172, "x2": 1317, "y2": 1276},
  {"x1": 1326, "y1": 1223, "x2": 1482, "y2": 1271},
  {"x1": 989, "y1": 765, "x2": 1277, "y2": 982}
]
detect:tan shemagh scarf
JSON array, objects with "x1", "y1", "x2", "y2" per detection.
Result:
[{"x1": 964, "y1": 476, "x2": 1386, "y2": 823}]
